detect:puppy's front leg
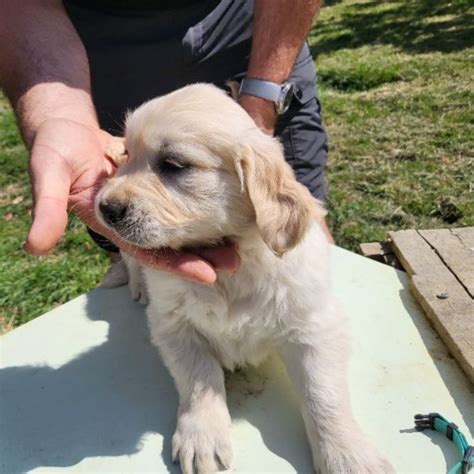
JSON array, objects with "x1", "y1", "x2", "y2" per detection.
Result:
[
  {"x1": 152, "y1": 322, "x2": 232, "y2": 474},
  {"x1": 279, "y1": 315, "x2": 394, "y2": 474},
  {"x1": 121, "y1": 252, "x2": 148, "y2": 304}
]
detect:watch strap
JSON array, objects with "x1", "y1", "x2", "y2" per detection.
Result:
[{"x1": 239, "y1": 78, "x2": 282, "y2": 103}]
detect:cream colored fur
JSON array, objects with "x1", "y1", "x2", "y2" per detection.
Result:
[{"x1": 95, "y1": 84, "x2": 394, "y2": 474}]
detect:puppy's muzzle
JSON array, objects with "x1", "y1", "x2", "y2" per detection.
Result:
[{"x1": 99, "y1": 200, "x2": 128, "y2": 226}]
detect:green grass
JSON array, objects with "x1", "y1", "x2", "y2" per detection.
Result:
[
  {"x1": 1, "y1": 0, "x2": 473, "y2": 332},
  {"x1": 311, "y1": 0, "x2": 474, "y2": 249},
  {"x1": 0, "y1": 103, "x2": 109, "y2": 332}
]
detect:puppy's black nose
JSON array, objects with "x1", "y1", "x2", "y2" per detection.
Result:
[{"x1": 99, "y1": 201, "x2": 127, "y2": 226}]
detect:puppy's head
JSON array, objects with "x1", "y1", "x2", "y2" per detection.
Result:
[{"x1": 96, "y1": 84, "x2": 324, "y2": 255}]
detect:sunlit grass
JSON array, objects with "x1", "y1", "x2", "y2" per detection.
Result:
[{"x1": 0, "y1": 0, "x2": 473, "y2": 330}]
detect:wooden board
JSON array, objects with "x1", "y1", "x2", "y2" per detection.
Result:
[
  {"x1": 360, "y1": 241, "x2": 393, "y2": 258},
  {"x1": 389, "y1": 229, "x2": 474, "y2": 384},
  {"x1": 419, "y1": 228, "x2": 474, "y2": 298},
  {"x1": 359, "y1": 241, "x2": 403, "y2": 269},
  {"x1": 452, "y1": 227, "x2": 474, "y2": 249}
]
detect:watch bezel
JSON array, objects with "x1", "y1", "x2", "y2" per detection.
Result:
[{"x1": 276, "y1": 82, "x2": 295, "y2": 114}]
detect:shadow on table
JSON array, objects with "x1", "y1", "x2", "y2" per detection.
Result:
[
  {"x1": 0, "y1": 287, "x2": 312, "y2": 473},
  {"x1": 0, "y1": 288, "x2": 179, "y2": 474},
  {"x1": 395, "y1": 271, "x2": 474, "y2": 471}
]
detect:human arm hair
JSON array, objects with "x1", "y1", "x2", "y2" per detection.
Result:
[
  {"x1": 0, "y1": 1, "x2": 241, "y2": 281},
  {"x1": 247, "y1": 0, "x2": 321, "y2": 82},
  {"x1": 0, "y1": 0, "x2": 97, "y2": 148},
  {"x1": 239, "y1": 0, "x2": 321, "y2": 134}
]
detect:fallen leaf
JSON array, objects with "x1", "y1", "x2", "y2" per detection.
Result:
[
  {"x1": 12, "y1": 196, "x2": 24, "y2": 205},
  {"x1": 5, "y1": 212, "x2": 13, "y2": 221}
]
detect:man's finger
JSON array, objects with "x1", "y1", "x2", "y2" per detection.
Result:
[{"x1": 25, "y1": 144, "x2": 71, "y2": 255}]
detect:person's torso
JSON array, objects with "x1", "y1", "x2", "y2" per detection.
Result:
[{"x1": 68, "y1": 0, "x2": 202, "y2": 11}]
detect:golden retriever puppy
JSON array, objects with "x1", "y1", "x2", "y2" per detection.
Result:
[{"x1": 95, "y1": 84, "x2": 394, "y2": 474}]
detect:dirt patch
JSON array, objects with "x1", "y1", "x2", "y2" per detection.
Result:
[
  {"x1": 225, "y1": 366, "x2": 268, "y2": 404},
  {"x1": 0, "y1": 183, "x2": 28, "y2": 206},
  {"x1": 0, "y1": 313, "x2": 15, "y2": 335}
]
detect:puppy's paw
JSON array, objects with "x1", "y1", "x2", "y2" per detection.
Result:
[
  {"x1": 172, "y1": 409, "x2": 233, "y2": 474},
  {"x1": 315, "y1": 437, "x2": 395, "y2": 474},
  {"x1": 126, "y1": 264, "x2": 148, "y2": 305},
  {"x1": 128, "y1": 276, "x2": 148, "y2": 305}
]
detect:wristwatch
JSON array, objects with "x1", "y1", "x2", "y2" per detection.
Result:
[{"x1": 239, "y1": 78, "x2": 295, "y2": 115}]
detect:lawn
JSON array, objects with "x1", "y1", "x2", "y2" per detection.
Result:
[{"x1": 1, "y1": 0, "x2": 473, "y2": 332}]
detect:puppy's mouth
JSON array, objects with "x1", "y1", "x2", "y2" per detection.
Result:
[
  {"x1": 109, "y1": 221, "x2": 228, "y2": 252},
  {"x1": 96, "y1": 200, "x2": 238, "y2": 274},
  {"x1": 109, "y1": 225, "x2": 153, "y2": 249},
  {"x1": 118, "y1": 234, "x2": 240, "y2": 277}
]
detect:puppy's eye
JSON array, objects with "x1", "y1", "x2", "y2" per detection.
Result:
[{"x1": 157, "y1": 158, "x2": 189, "y2": 175}]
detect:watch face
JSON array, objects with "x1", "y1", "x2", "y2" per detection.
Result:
[{"x1": 277, "y1": 83, "x2": 295, "y2": 114}]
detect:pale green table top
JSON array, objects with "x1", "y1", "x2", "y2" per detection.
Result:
[{"x1": 1, "y1": 246, "x2": 473, "y2": 473}]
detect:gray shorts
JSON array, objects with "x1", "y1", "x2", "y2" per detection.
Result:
[{"x1": 65, "y1": 0, "x2": 328, "y2": 251}]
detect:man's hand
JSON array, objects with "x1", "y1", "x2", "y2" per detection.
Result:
[
  {"x1": 26, "y1": 119, "x2": 112, "y2": 255},
  {"x1": 25, "y1": 119, "x2": 239, "y2": 284},
  {"x1": 1, "y1": 0, "x2": 240, "y2": 285},
  {"x1": 238, "y1": 94, "x2": 277, "y2": 136}
]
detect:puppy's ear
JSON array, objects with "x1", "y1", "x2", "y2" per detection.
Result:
[
  {"x1": 236, "y1": 138, "x2": 325, "y2": 256},
  {"x1": 105, "y1": 137, "x2": 128, "y2": 167}
]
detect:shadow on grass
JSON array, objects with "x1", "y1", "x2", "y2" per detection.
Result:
[{"x1": 312, "y1": 0, "x2": 474, "y2": 56}]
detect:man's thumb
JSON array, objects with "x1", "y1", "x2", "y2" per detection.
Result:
[{"x1": 24, "y1": 144, "x2": 71, "y2": 255}]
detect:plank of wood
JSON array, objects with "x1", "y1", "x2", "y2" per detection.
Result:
[
  {"x1": 419, "y1": 228, "x2": 474, "y2": 298},
  {"x1": 389, "y1": 229, "x2": 474, "y2": 384},
  {"x1": 359, "y1": 241, "x2": 403, "y2": 269},
  {"x1": 452, "y1": 227, "x2": 474, "y2": 250},
  {"x1": 360, "y1": 241, "x2": 393, "y2": 257}
]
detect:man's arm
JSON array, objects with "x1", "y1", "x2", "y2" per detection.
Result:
[
  {"x1": 0, "y1": 0, "x2": 104, "y2": 259},
  {"x1": 0, "y1": 0, "x2": 97, "y2": 147},
  {"x1": 0, "y1": 0, "x2": 239, "y2": 284},
  {"x1": 239, "y1": 0, "x2": 321, "y2": 135},
  {"x1": 239, "y1": 0, "x2": 334, "y2": 242}
]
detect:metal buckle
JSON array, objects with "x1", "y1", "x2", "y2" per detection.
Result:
[
  {"x1": 414, "y1": 413, "x2": 439, "y2": 431},
  {"x1": 462, "y1": 445, "x2": 474, "y2": 474},
  {"x1": 276, "y1": 82, "x2": 294, "y2": 115}
]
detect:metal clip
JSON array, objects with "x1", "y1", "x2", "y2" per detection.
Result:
[
  {"x1": 414, "y1": 413, "x2": 439, "y2": 431},
  {"x1": 461, "y1": 445, "x2": 474, "y2": 474}
]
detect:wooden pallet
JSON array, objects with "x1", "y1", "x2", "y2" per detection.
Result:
[
  {"x1": 389, "y1": 228, "x2": 474, "y2": 384},
  {"x1": 359, "y1": 241, "x2": 403, "y2": 269}
]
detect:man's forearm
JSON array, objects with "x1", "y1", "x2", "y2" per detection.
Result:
[
  {"x1": 247, "y1": 0, "x2": 321, "y2": 83},
  {"x1": 0, "y1": 0, "x2": 97, "y2": 148},
  {"x1": 238, "y1": 0, "x2": 321, "y2": 134}
]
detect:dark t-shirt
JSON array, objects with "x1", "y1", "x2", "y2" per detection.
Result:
[{"x1": 69, "y1": 0, "x2": 201, "y2": 10}]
